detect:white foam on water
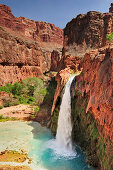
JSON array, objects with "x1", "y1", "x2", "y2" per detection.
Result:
[{"x1": 47, "y1": 139, "x2": 77, "y2": 159}]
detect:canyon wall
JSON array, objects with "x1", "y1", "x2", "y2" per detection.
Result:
[
  {"x1": 51, "y1": 4, "x2": 113, "y2": 169},
  {"x1": 72, "y1": 45, "x2": 113, "y2": 169},
  {"x1": 79, "y1": 46, "x2": 113, "y2": 142},
  {"x1": 63, "y1": 10, "x2": 113, "y2": 57},
  {"x1": 0, "y1": 4, "x2": 63, "y2": 85}
]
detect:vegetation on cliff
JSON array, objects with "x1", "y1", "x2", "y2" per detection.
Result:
[
  {"x1": 0, "y1": 76, "x2": 57, "y2": 123},
  {"x1": 0, "y1": 77, "x2": 54, "y2": 107},
  {"x1": 106, "y1": 32, "x2": 113, "y2": 42},
  {"x1": 71, "y1": 77, "x2": 113, "y2": 170}
]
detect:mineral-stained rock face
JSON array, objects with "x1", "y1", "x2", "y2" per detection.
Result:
[
  {"x1": 79, "y1": 45, "x2": 113, "y2": 142},
  {"x1": 51, "y1": 55, "x2": 81, "y2": 113},
  {"x1": 0, "y1": 4, "x2": 63, "y2": 85},
  {"x1": 64, "y1": 11, "x2": 113, "y2": 57},
  {"x1": 74, "y1": 45, "x2": 113, "y2": 169}
]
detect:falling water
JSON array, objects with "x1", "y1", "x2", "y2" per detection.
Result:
[{"x1": 56, "y1": 75, "x2": 75, "y2": 152}]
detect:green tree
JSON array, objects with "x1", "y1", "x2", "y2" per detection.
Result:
[{"x1": 12, "y1": 82, "x2": 24, "y2": 96}]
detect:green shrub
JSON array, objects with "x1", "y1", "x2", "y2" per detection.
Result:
[
  {"x1": 10, "y1": 100, "x2": 20, "y2": 106},
  {"x1": 22, "y1": 77, "x2": 47, "y2": 104},
  {"x1": 0, "y1": 115, "x2": 3, "y2": 119},
  {"x1": 0, "y1": 83, "x2": 13, "y2": 93},
  {"x1": 4, "y1": 102, "x2": 10, "y2": 107},
  {"x1": 27, "y1": 97, "x2": 36, "y2": 104},
  {"x1": 34, "y1": 106, "x2": 40, "y2": 114},
  {"x1": 18, "y1": 96, "x2": 28, "y2": 104},
  {"x1": 22, "y1": 77, "x2": 44, "y2": 95},
  {"x1": 43, "y1": 77, "x2": 57, "y2": 104},
  {"x1": 12, "y1": 82, "x2": 24, "y2": 96},
  {"x1": 0, "y1": 115, "x2": 17, "y2": 122},
  {"x1": 0, "y1": 76, "x2": 56, "y2": 107},
  {"x1": 0, "y1": 106, "x2": 3, "y2": 109},
  {"x1": 0, "y1": 115, "x2": 10, "y2": 121},
  {"x1": 40, "y1": 88, "x2": 47, "y2": 96},
  {"x1": 106, "y1": 32, "x2": 113, "y2": 42}
]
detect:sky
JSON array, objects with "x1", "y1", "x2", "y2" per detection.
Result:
[{"x1": 0, "y1": 0, "x2": 112, "y2": 29}]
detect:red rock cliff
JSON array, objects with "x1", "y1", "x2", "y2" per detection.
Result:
[
  {"x1": 0, "y1": 4, "x2": 63, "y2": 85},
  {"x1": 78, "y1": 45, "x2": 113, "y2": 142},
  {"x1": 64, "y1": 11, "x2": 113, "y2": 57}
]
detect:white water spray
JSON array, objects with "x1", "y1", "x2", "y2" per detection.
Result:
[{"x1": 56, "y1": 75, "x2": 75, "y2": 152}]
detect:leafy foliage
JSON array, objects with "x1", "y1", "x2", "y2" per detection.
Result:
[
  {"x1": 12, "y1": 82, "x2": 24, "y2": 96},
  {"x1": 0, "y1": 83, "x2": 13, "y2": 93},
  {"x1": 0, "y1": 106, "x2": 3, "y2": 109},
  {"x1": 34, "y1": 106, "x2": 40, "y2": 114},
  {"x1": 0, "y1": 115, "x2": 17, "y2": 122},
  {"x1": 106, "y1": 32, "x2": 113, "y2": 42},
  {"x1": 0, "y1": 77, "x2": 57, "y2": 108}
]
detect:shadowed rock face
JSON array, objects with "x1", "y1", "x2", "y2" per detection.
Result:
[
  {"x1": 109, "y1": 3, "x2": 113, "y2": 13},
  {"x1": 64, "y1": 11, "x2": 113, "y2": 57},
  {"x1": 0, "y1": 4, "x2": 63, "y2": 85}
]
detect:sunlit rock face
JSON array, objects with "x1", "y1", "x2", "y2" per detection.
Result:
[
  {"x1": 0, "y1": 4, "x2": 63, "y2": 85},
  {"x1": 77, "y1": 45, "x2": 113, "y2": 142},
  {"x1": 63, "y1": 11, "x2": 113, "y2": 57},
  {"x1": 51, "y1": 55, "x2": 81, "y2": 114}
]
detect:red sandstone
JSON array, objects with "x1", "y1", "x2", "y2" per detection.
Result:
[{"x1": 0, "y1": 4, "x2": 63, "y2": 85}]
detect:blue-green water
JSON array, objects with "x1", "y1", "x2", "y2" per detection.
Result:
[
  {"x1": 28, "y1": 122, "x2": 93, "y2": 170},
  {"x1": 0, "y1": 121, "x2": 94, "y2": 170}
]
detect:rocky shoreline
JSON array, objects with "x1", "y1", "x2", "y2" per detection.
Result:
[{"x1": 0, "y1": 150, "x2": 32, "y2": 170}]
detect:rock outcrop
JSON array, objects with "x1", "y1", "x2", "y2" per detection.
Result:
[
  {"x1": 51, "y1": 55, "x2": 81, "y2": 113},
  {"x1": 64, "y1": 10, "x2": 113, "y2": 57},
  {"x1": 0, "y1": 4, "x2": 63, "y2": 85},
  {"x1": 109, "y1": 3, "x2": 113, "y2": 13},
  {"x1": 78, "y1": 45, "x2": 113, "y2": 142},
  {"x1": 73, "y1": 45, "x2": 113, "y2": 169}
]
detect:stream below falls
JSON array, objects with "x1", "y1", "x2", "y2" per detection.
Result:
[{"x1": 0, "y1": 121, "x2": 94, "y2": 170}]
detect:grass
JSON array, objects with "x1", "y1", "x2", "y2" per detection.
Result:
[{"x1": 0, "y1": 115, "x2": 17, "y2": 122}]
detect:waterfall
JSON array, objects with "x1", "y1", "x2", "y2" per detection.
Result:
[{"x1": 56, "y1": 75, "x2": 75, "y2": 151}]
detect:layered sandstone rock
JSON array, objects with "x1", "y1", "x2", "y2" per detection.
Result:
[
  {"x1": 0, "y1": 4, "x2": 63, "y2": 85},
  {"x1": 74, "y1": 45, "x2": 113, "y2": 169},
  {"x1": 78, "y1": 45, "x2": 113, "y2": 142},
  {"x1": 64, "y1": 11, "x2": 113, "y2": 57},
  {"x1": 51, "y1": 55, "x2": 81, "y2": 113}
]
